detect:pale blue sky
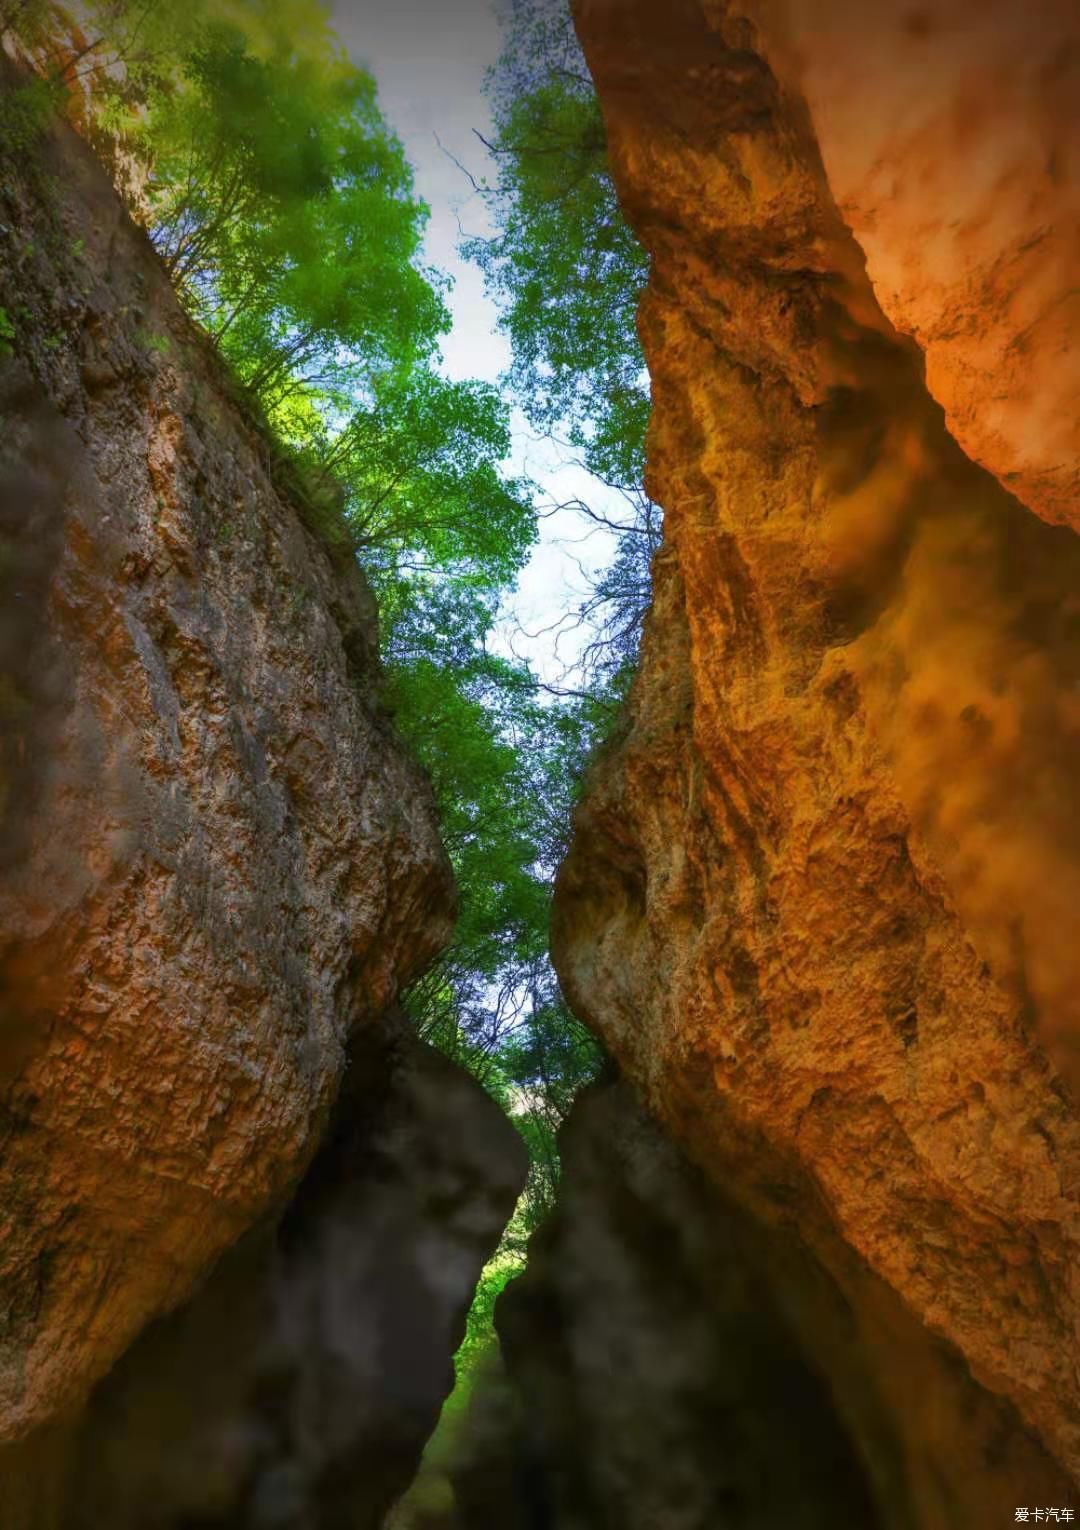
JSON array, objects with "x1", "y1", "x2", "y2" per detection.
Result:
[{"x1": 331, "y1": 0, "x2": 621, "y2": 682}]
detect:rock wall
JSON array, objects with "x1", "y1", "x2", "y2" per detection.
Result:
[
  {"x1": 555, "y1": 0, "x2": 1080, "y2": 1520},
  {"x1": 0, "y1": 64, "x2": 458, "y2": 1446},
  {"x1": 448, "y1": 1077, "x2": 879, "y2": 1530},
  {"x1": 747, "y1": 0, "x2": 1080, "y2": 534},
  {"x1": 1, "y1": 1015, "x2": 527, "y2": 1530}
]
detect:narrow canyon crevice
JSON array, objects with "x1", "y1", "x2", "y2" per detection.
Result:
[{"x1": 2, "y1": 0, "x2": 1080, "y2": 1526}]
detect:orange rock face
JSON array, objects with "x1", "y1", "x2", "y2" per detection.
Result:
[
  {"x1": 0, "y1": 89, "x2": 454, "y2": 1438},
  {"x1": 746, "y1": 0, "x2": 1080, "y2": 533},
  {"x1": 556, "y1": 0, "x2": 1080, "y2": 1516}
]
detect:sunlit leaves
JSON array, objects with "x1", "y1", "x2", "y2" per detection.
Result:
[
  {"x1": 132, "y1": 20, "x2": 445, "y2": 402},
  {"x1": 301, "y1": 370, "x2": 536, "y2": 586},
  {"x1": 466, "y1": 0, "x2": 651, "y2": 487}
]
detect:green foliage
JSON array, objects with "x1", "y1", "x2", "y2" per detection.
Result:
[
  {"x1": 10, "y1": 0, "x2": 538, "y2": 615},
  {"x1": 78, "y1": 0, "x2": 353, "y2": 108},
  {"x1": 387, "y1": 658, "x2": 546, "y2": 990},
  {"x1": 466, "y1": 0, "x2": 650, "y2": 487},
  {"x1": 384, "y1": 587, "x2": 551, "y2": 1052},
  {"x1": 386, "y1": 591, "x2": 606, "y2": 1017},
  {"x1": 40, "y1": 1, "x2": 441, "y2": 410},
  {"x1": 299, "y1": 370, "x2": 535, "y2": 585},
  {"x1": 387, "y1": 1246, "x2": 522, "y2": 1527},
  {"x1": 16, "y1": 3, "x2": 447, "y2": 418},
  {"x1": 454, "y1": 1247, "x2": 524, "y2": 1384},
  {"x1": 137, "y1": 21, "x2": 445, "y2": 405},
  {"x1": 0, "y1": 73, "x2": 61, "y2": 156},
  {"x1": 464, "y1": 0, "x2": 660, "y2": 697},
  {"x1": 64, "y1": 0, "x2": 540, "y2": 602},
  {"x1": 0, "y1": 305, "x2": 14, "y2": 356}
]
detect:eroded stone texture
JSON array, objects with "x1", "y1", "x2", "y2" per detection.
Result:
[
  {"x1": 448, "y1": 1078, "x2": 879, "y2": 1530},
  {"x1": 0, "y1": 77, "x2": 455, "y2": 1438},
  {"x1": 744, "y1": 0, "x2": 1080, "y2": 533},
  {"x1": 0, "y1": 1016, "x2": 527, "y2": 1530},
  {"x1": 556, "y1": 0, "x2": 1080, "y2": 1516}
]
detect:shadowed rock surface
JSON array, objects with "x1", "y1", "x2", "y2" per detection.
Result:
[
  {"x1": 447, "y1": 1077, "x2": 880, "y2": 1530},
  {"x1": 0, "y1": 1015, "x2": 527, "y2": 1530},
  {"x1": 552, "y1": 0, "x2": 1080, "y2": 1519},
  {"x1": 0, "y1": 62, "x2": 456, "y2": 1443}
]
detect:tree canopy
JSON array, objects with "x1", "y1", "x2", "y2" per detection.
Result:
[
  {"x1": 466, "y1": 0, "x2": 651, "y2": 490},
  {"x1": 138, "y1": 20, "x2": 445, "y2": 405}
]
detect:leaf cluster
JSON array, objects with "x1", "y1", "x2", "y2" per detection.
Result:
[
  {"x1": 139, "y1": 21, "x2": 445, "y2": 404},
  {"x1": 466, "y1": 0, "x2": 651, "y2": 489}
]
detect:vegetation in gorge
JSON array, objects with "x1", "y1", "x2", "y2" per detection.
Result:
[
  {"x1": 468, "y1": 0, "x2": 659, "y2": 698},
  {"x1": 470, "y1": 0, "x2": 650, "y2": 488},
  {"x1": 3, "y1": 0, "x2": 645, "y2": 1401},
  {"x1": 393, "y1": 3, "x2": 655, "y2": 1453}
]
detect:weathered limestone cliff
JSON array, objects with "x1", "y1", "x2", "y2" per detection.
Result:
[
  {"x1": 554, "y1": 0, "x2": 1080, "y2": 1520},
  {"x1": 0, "y1": 62, "x2": 527, "y2": 1514},
  {"x1": 749, "y1": 0, "x2": 1080, "y2": 535}
]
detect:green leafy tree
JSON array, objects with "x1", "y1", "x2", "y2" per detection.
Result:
[
  {"x1": 131, "y1": 19, "x2": 444, "y2": 405},
  {"x1": 466, "y1": 0, "x2": 650, "y2": 489},
  {"x1": 18, "y1": 2, "x2": 447, "y2": 413},
  {"x1": 465, "y1": 0, "x2": 660, "y2": 698},
  {"x1": 300, "y1": 371, "x2": 535, "y2": 585},
  {"x1": 383, "y1": 585, "x2": 551, "y2": 1068}
]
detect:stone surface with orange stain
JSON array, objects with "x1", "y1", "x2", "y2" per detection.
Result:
[
  {"x1": 0, "y1": 75, "x2": 455, "y2": 1440},
  {"x1": 740, "y1": 0, "x2": 1080, "y2": 533},
  {"x1": 557, "y1": 0, "x2": 1080, "y2": 1519}
]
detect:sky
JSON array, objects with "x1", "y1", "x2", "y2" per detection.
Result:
[{"x1": 330, "y1": 0, "x2": 622, "y2": 682}]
